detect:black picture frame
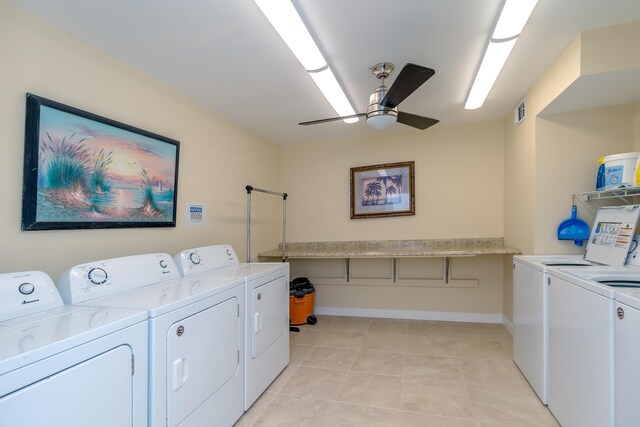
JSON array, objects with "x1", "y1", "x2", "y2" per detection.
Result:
[{"x1": 22, "y1": 93, "x2": 180, "y2": 230}]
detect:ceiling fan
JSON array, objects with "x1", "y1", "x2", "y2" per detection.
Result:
[{"x1": 299, "y1": 62, "x2": 439, "y2": 130}]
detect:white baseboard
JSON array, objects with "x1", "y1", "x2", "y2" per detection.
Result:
[
  {"x1": 502, "y1": 315, "x2": 514, "y2": 335},
  {"x1": 314, "y1": 306, "x2": 503, "y2": 324}
]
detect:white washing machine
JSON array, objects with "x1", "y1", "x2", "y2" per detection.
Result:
[
  {"x1": 174, "y1": 244, "x2": 289, "y2": 410},
  {"x1": 513, "y1": 255, "x2": 598, "y2": 404},
  {"x1": 0, "y1": 270, "x2": 148, "y2": 427},
  {"x1": 546, "y1": 205, "x2": 640, "y2": 427},
  {"x1": 614, "y1": 289, "x2": 640, "y2": 427},
  {"x1": 57, "y1": 253, "x2": 246, "y2": 427}
]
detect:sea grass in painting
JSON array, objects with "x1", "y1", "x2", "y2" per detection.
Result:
[{"x1": 32, "y1": 104, "x2": 177, "y2": 224}]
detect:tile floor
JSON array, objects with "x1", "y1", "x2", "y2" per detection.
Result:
[{"x1": 234, "y1": 316, "x2": 558, "y2": 427}]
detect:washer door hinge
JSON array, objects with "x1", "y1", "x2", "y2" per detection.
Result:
[
  {"x1": 237, "y1": 350, "x2": 240, "y2": 363},
  {"x1": 238, "y1": 303, "x2": 240, "y2": 317},
  {"x1": 131, "y1": 355, "x2": 135, "y2": 376}
]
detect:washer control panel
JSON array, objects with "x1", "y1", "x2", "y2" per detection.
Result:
[
  {"x1": 57, "y1": 253, "x2": 180, "y2": 304},
  {"x1": 0, "y1": 271, "x2": 63, "y2": 322}
]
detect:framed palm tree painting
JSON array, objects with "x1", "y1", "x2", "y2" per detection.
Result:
[{"x1": 350, "y1": 161, "x2": 415, "y2": 219}]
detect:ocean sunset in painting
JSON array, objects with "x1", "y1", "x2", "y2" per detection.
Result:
[{"x1": 32, "y1": 104, "x2": 178, "y2": 224}]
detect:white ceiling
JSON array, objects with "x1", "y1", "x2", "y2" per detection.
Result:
[{"x1": 10, "y1": 0, "x2": 640, "y2": 145}]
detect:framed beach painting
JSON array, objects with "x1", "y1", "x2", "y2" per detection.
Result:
[
  {"x1": 21, "y1": 93, "x2": 180, "y2": 230},
  {"x1": 350, "y1": 161, "x2": 415, "y2": 219}
]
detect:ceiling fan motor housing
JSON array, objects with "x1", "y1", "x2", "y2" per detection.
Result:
[{"x1": 366, "y1": 85, "x2": 398, "y2": 120}]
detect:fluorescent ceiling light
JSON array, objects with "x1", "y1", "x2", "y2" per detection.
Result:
[
  {"x1": 465, "y1": 38, "x2": 517, "y2": 110},
  {"x1": 465, "y1": 0, "x2": 539, "y2": 110},
  {"x1": 254, "y1": 0, "x2": 325, "y2": 71},
  {"x1": 493, "y1": 0, "x2": 540, "y2": 40},
  {"x1": 255, "y1": 0, "x2": 358, "y2": 123},
  {"x1": 309, "y1": 68, "x2": 358, "y2": 123}
]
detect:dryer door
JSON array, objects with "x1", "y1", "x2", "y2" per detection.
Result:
[
  {"x1": 0, "y1": 345, "x2": 132, "y2": 426},
  {"x1": 166, "y1": 297, "x2": 239, "y2": 427},
  {"x1": 251, "y1": 275, "x2": 288, "y2": 358}
]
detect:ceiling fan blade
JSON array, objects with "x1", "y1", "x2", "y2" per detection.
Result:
[
  {"x1": 397, "y1": 111, "x2": 439, "y2": 130},
  {"x1": 380, "y1": 64, "x2": 435, "y2": 108},
  {"x1": 299, "y1": 113, "x2": 366, "y2": 126}
]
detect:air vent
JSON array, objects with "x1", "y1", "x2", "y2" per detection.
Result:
[{"x1": 514, "y1": 99, "x2": 526, "y2": 125}]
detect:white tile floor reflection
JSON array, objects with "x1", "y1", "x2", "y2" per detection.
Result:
[{"x1": 234, "y1": 316, "x2": 558, "y2": 427}]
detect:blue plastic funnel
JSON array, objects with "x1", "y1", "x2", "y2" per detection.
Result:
[{"x1": 557, "y1": 205, "x2": 590, "y2": 247}]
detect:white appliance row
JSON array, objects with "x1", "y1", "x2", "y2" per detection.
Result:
[
  {"x1": 513, "y1": 205, "x2": 640, "y2": 427},
  {"x1": 0, "y1": 244, "x2": 289, "y2": 427}
]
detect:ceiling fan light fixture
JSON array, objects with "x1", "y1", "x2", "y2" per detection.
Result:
[
  {"x1": 309, "y1": 68, "x2": 359, "y2": 123},
  {"x1": 254, "y1": 0, "x2": 325, "y2": 71},
  {"x1": 367, "y1": 113, "x2": 397, "y2": 130},
  {"x1": 464, "y1": 0, "x2": 539, "y2": 110}
]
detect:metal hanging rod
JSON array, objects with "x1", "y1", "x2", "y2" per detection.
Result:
[{"x1": 245, "y1": 185, "x2": 288, "y2": 263}]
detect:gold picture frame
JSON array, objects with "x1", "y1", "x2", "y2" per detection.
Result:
[{"x1": 350, "y1": 161, "x2": 415, "y2": 219}]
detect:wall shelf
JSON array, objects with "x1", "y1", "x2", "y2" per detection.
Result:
[{"x1": 577, "y1": 187, "x2": 640, "y2": 202}]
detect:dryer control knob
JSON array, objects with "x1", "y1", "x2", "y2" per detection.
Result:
[
  {"x1": 88, "y1": 267, "x2": 108, "y2": 285},
  {"x1": 189, "y1": 252, "x2": 201, "y2": 265},
  {"x1": 19, "y1": 282, "x2": 35, "y2": 295},
  {"x1": 159, "y1": 259, "x2": 168, "y2": 269}
]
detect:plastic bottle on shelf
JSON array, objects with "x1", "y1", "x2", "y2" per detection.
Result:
[{"x1": 596, "y1": 156, "x2": 605, "y2": 190}]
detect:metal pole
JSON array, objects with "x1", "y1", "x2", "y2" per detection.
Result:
[
  {"x1": 246, "y1": 185, "x2": 253, "y2": 262},
  {"x1": 282, "y1": 194, "x2": 287, "y2": 262}
]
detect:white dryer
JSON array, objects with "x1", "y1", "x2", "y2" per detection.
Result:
[
  {"x1": 57, "y1": 253, "x2": 246, "y2": 427},
  {"x1": 174, "y1": 244, "x2": 289, "y2": 410},
  {"x1": 0, "y1": 270, "x2": 148, "y2": 427}
]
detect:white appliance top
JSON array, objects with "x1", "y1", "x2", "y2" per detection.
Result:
[
  {"x1": 616, "y1": 289, "x2": 640, "y2": 310},
  {"x1": 76, "y1": 275, "x2": 244, "y2": 318},
  {"x1": 0, "y1": 271, "x2": 63, "y2": 322},
  {"x1": 175, "y1": 245, "x2": 288, "y2": 281},
  {"x1": 0, "y1": 304, "x2": 147, "y2": 375},
  {"x1": 513, "y1": 255, "x2": 597, "y2": 272},
  {"x1": 550, "y1": 266, "x2": 640, "y2": 299},
  {"x1": 583, "y1": 205, "x2": 640, "y2": 266},
  {"x1": 57, "y1": 253, "x2": 180, "y2": 304},
  {"x1": 58, "y1": 253, "x2": 243, "y2": 317}
]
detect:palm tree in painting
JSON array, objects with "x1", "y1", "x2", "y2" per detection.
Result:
[
  {"x1": 385, "y1": 185, "x2": 398, "y2": 204},
  {"x1": 364, "y1": 181, "x2": 383, "y2": 205},
  {"x1": 376, "y1": 176, "x2": 392, "y2": 203},
  {"x1": 390, "y1": 174, "x2": 403, "y2": 193}
]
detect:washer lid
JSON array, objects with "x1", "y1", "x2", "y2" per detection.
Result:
[
  {"x1": 584, "y1": 205, "x2": 640, "y2": 266},
  {"x1": 0, "y1": 305, "x2": 147, "y2": 374}
]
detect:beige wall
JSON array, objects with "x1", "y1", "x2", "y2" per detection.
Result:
[
  {"x1": 281, "y1": 121, "x2": 506, "y2": 320},
  {"x1": 634, "y1": 100, "x2": 640, "y2": 151},
  {"x1": 282, "y1": 120, "x2": 504, "y2": 242},
  {"x1": 0, "y1": 1, "x2": 282, "y2": 279},
  {"x1": 535, "y1": 105, "x2": 633, "y2": 254}
]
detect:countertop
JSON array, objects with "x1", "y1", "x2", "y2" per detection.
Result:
[{"x1": 258, "y1": 238, "x2": 521, "y2": 259}]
